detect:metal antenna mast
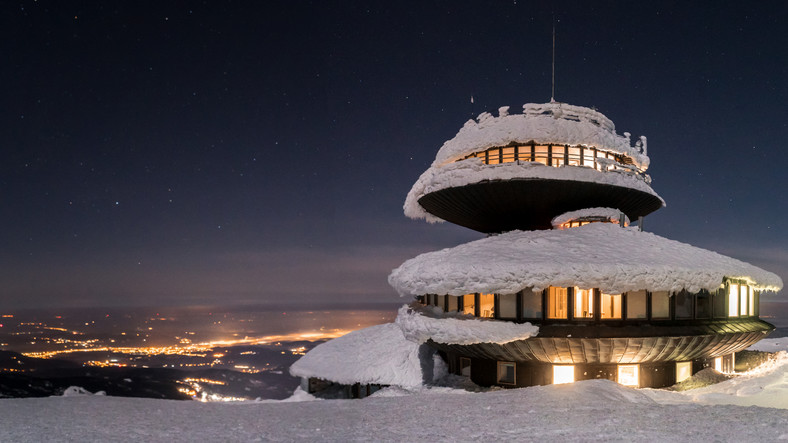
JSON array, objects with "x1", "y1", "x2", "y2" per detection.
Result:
[{"x1": 551, "y1": 19, "x2": 556, "y2": 103}]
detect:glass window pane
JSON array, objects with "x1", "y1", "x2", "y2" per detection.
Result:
[
  {"x1": 713, "y1": 288, "x2": 726, "y2": 318},
  {"x1": 740, "y1": 285, "x2": 749, "y2": 316},
  {"x1": 675, "y1": 290, "x2": 693, "y2": 319},
  {"x1": 568, "y1": 146, "x2": 582, "y2": 166},
  {"x1": 436, "y1": 295, "x2": 446, "y2": 311},
  {"x1": 750, "y1": 289, "x2": 756, "y2": 316},
  {"x1": 728, "y1": 283, "x2": 739, "y2": 317},
  {"x1": 553, "y1": 365, "x2": 574, "y2": 384},
  {"x1": 517, "y1": 145, "x2": 533, "y2": 162},
  {"x1": 534, "y1": 145, "x2": 549, "y2": 165},
  {"x1": 501, "y1": 147, "x2": 516, "y2": 163},
  {"x1": 462, "y1": 294, "x2": 475, "y2": 315},
  {"x1": 574, "y1": 288, "x2": 594, "y2": 319},
  {"x1": 551, "y1": 145, "x2": 565, "y2": 166},
  {"x1": 522, "y1": 288, "x2": 542, "y2": 318},
  {"x1": 617, "y1": 365, "x2": 639, "y2": 387},
  {"x1": 499, "y1": 293, "x2": 517, "y2": 319},
  {"x1": 652, "y1": 291, "x2": 670, "y2": 319},
  {"x1": 626, "y1": 290, "x2": 647, "y2": 319},
  {"x1": 696, "y1": 290, "x2": 711, "y2": 319},
  {"x1": 497, "y1": 362, "x2": 515, "y2": 385},
  {"x1": 601, "y1": 292, "x2": 622, "y2": 319},
  {"x1": 486, "y1": 149, "x2": 500, "y2": 165},
  {"x1": 460, "y1": 357, "x2": 471, "y2": 377},
  {"x1": 676, "y1": 361, "x2": 692, "y2": 383},
  {"x1": 547, "y1": 287, "x2": 568, "y2": 319},
  {"x1": 583, "y1": 148, "x2": 596, "y2": 168},
  {"x1": 479, "y1": 293, "x2": 494, "y2": 318},
  {"x1": 447, "y1": 295, "x2": 459, "y2": 312}
]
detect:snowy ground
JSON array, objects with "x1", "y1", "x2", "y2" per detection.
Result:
[{"x1": 2, "y1": 339, "x2": 787, "y2": 442}]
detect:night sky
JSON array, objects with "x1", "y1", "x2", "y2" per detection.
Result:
[{"x1": 2, "y1": 1, "x2": 786, "y2": 309}]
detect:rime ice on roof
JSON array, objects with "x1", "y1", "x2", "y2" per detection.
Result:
[
  {"x1": 388, "y1": 223, "x2": 783, "y2": 297},
  {"x1": 404, "y1": 102, "x2": 662, "y2": 223},
  {"x1": 289, "y1": 323, "x2": 425, "y2": 388}
]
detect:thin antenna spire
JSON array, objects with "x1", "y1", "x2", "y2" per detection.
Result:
[{"x1": 551, "y1": 18, "x2": 556, "y2": 103}]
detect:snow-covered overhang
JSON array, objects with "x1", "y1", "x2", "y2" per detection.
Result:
[
  {"x1": 433, "y1": 102, "x2": 650, "y2": 169},
  {"x1": 404, "y1": 159, "x2": 664, "y2": 222},
  {"x1": 388, "y1": 223, "x2": 783, "y2": 296}
]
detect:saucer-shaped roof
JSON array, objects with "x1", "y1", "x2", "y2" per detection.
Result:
[
  {"x1": 388, "y1": 223, "x2": 783, "y2": 297},
  {"x1": 432, "y1": 102, "x2": 650, "y2": 168},
  {"x1": 404, "y1": 102, "x2": 663, "y2": 229}
]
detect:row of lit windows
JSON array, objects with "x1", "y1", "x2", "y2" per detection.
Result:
[
  {"x1": 423, "y1": 282, "x2": 758, "y2": 321},
  {"x1": 484, "y1": 356, "x2": 734, "y2": 388},
  {"x1": 461, "y1": 143, "x2": 639, "y2": 174}
]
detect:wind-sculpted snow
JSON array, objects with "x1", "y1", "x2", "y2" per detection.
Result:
[
  {"x1": 403, "y1": 160, "x2": 662, "y2": 222},
  {"x1": 3, "y1": 354, "x2": 788, "y2": 442},
  {"x1": 433, "y1": 102, "x2": 649, "y2": 168},
  {"x1": 395, "y1": 305, "x2": 538, "y2": 345},
  {"x1": 389, "y1": 223, "x2": 783, "y2": 296},
  {"x1": 289, "y1": 322, "x2": 424, "y2": 388}
]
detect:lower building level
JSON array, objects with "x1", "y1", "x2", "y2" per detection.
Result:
[{"x1": 443, "y1": 352, "x2": 736, "y2": 389}]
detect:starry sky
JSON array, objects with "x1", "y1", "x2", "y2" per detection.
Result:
[{"x1": 2, "y1": 1, "x2": 786, "y2": 309}]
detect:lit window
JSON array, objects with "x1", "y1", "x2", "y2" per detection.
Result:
[
  {"x1": 486, "y1": 148, "x2": 500, "y2": 165},
  {"x1": 547, "y1": 287, "x2": 568, "y2": 319},
  {"x1": 479, "y1": 293, "x2": 494, "y2": 318},
  {"x1": 626, "y1": 290, "x2": 647, "y2": 319},
  {"x1": 617, "y1": 365, "x2": 639, "y2": 387},
  {"x1": 568, "y1": 146, "x2": 582, "y2": 166},
  {"x1": 534, "y1": 145, "x2": 549, "y2": 165},
  {"x1": 739, "y1": 285, "x2": 749, "y2": 316},
  {"x1": 714, "y1": 357, "x2": 723, "y2": 372},
  {"x1": 551, "y1": 145, "x2": 565, "y2": 166},
  {"x1": 460, "y1": 357, "x2": 471, "y2": 377},
  {"x1": 553, "y1": 365, "x2": 574, "y2": 384},
  {"x1": 651, "y1": 291, "x2": 670, "y2": 319},
  {"x1": 574, "y1": 288, "x2": 594, "y2": 319},
  {"x1": 600, "y1": 292, "x2": 622, "y2": 319},
  {"x1": 728, "y1": 283, "x2": 739, "y2": 317},
  {"x1": 676, "y1": 361, "x2": 692, "y2": 383},
  {"x1": 497, "y1": 362, "x2": 516, "y2": 385},
  {"x1": 501, "y1": 146, "x2": 516, "y2": 163},
  {"x1": 749, "y1": 288, "x2": 755, "y2": 316},
  {"x1": 462, "y1": 294, "x2": 475, "y2": 315}
]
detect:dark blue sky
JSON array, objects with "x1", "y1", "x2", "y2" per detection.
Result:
[{"x1": 1, "y1": 1, "x2": 786, "y2": 309}]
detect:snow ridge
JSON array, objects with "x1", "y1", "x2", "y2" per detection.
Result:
[{"x1": 389, "y1": 223, "x2": 783, "y2": 296}]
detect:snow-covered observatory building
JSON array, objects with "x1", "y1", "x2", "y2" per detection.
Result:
[{"x1": 388, "y1": 101, "x2": 783, "y2": 388}]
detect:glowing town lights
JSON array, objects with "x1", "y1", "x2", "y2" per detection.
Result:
[{"x1": 553, "y1": 365, "x2": 575, "y2": 384}]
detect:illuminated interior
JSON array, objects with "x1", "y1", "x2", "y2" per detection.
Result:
[
  {"x1": 479, "y1": 293, "x2": 494, "y2": 318},
  {"x1": 676, "y1": 361, "x2": 692, "y2": 383},
  {"x1": 461, "y1": 142, "x2": 642, "y2": 175},
  {"x1": 553, "y1": 365, "x2": 575, "y2": 384},
  {"x1": 420, "y1": 281, "x2": 761, "y2": 323},
  {"x1": 573, "y1": 288, "x2": 594, "y2": 319},
  {"x1": 462, "y1": 294, "x2": 475, "y2": 315},
  {"x1": 714, "y1": 356, "x2": 723, "y2": 372},
  {"x1": 547, "y1": 287, "x2": 568, "y2": 319},
  {"x1": 600, "y1": 292, "x2": 622, "y2": 319},
  {"x1": 617, "y1": 365, "x2": 639, "y2": 387}
]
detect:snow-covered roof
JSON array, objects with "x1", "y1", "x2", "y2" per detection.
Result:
[
  {"x1": 433, "y1": 102, "x2": 649, "y2": 168},
  {"x1": 388, "y1": 223, "x2": 783, "y2": 296},
  {"x1": 404, "y1": 159, "x2": 663, "y2": 222},
  {"x1": 396, "y1": 305, "x2": 539, "y2": 346},
  {"x1": 551, "y1": 207, "x2": 630, "y2": 228},
  {"x1": 289, "y1": 322, "x2": 424, "y2": 388}
]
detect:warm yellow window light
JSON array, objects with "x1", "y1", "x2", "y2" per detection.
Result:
[
  {"x1": 617, "y1": 365, "x2": 639, "y2": 387},
  {"x1": 729, "y1": 283, "x2": 739, "y2": 317},
  {"x1": 574, "y1": 288, "x2": 593, "y2": 319},
  {"x1": 553, "y1": 365, "x2": 575, "y2": 384},
  {"x1": 714, "y1": 357, "x2": 723, "y2": 372},
  {"x1": 676, "y1": 361, "x2": 692, "y2": 383}
]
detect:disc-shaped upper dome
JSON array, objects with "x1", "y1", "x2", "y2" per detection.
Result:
[{"x1": 404, "y1": 102, "x2": 664, "y2": 233}]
